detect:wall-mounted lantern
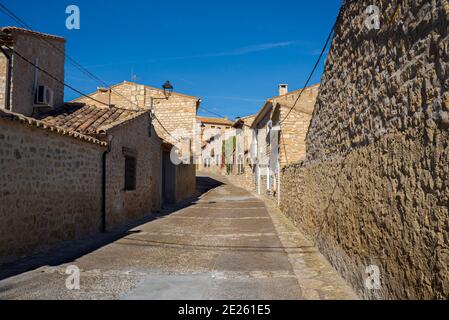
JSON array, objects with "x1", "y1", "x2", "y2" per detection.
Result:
[{"x1": 162, "y1": 81, "x2": 173, "y2": 99}]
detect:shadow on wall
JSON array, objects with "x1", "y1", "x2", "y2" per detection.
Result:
[{"x1": 0, "y1": 176, "x2": 223, "y2": 282}]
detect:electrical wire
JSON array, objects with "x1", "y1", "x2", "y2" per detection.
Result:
[
  {"x1": 1, "y1": 43, "x2": 182, "y2": 143},
  {"x1": 0, "y1": 2, "x2": 182, "y2": 143}
]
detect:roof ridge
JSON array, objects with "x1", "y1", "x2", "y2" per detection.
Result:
[
  {"x1": 1, "y1": 26, "x2": 65, "y2": 42},
  {"x1": 111, "y1": 81, "x2": 201, "y2": 101}
]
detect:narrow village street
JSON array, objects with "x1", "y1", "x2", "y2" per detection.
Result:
[{"x1": 0, "y1": 174, "x2": 356, "y2": 300}]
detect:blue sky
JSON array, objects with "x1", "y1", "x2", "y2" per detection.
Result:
[{"x1": 0, "y1": 0, "x2": 342, "y2": 119}]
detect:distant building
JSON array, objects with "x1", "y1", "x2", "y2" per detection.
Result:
[
  {"x1": 226, "y1": 83, "x2": 319, "y2": 198},
  {"x1": 74, "y1": 81, "x2": 201, "y2": 204},
  {"x1": 196, "y1": 116, "x2": 234, "y2": 171}
]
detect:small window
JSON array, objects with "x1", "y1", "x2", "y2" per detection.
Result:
[{"x1": 124, "y1": 156, "x2": 137, "y2": 191}]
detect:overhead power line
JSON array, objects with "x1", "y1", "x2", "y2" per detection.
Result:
[
  {"x1": 1, "y1": 43, "x2": 181, "y2": 143},
  {"x1": 199, "y1": 1, "x2": 356, "y2": 126},
  {"x1": 2, "y1": 44, "x2": 112, "y2": 108},
  {"x1": 0, "y1": 2, "x2": 182, "y2": 143},
  {"x1": 0, "y1": 3, "x2": 155, "y2": 117},
  {"x1": 279, "y1": 9, "x2": 344, "y2": 124}
]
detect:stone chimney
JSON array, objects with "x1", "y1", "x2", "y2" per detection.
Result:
[
  {"x1": 97, "y1": 87, "x2": 112, "y2": 106},
  {"x1": 278, "y1": 84, "x2": 288, "y2": 96}
]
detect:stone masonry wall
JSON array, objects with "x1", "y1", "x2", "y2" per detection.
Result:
[
  {"x1": 0, "y1": 119, "x2": 104, "y2": 264},
  {"x1": 279, "y1": 108, "x2": 312, "y2": 166},
  {"x1": 9, "y1": 31, "x2": 65, "y2": 116},
  {"x1": 277, "y1": 84, "x2": 318, "y2": 166},
  {"x1": 75, "y1": 81, "x2": 198, "y2": 147},
  {"x1": 175, "y1": 164, "x2": 196, "y2": 203},
  {"x1": 76, "y1": 82, "x2": 198, "y2": 202},
  {"x1": 306, "y1": 0, "x2": 449, "y2": 162},
  {"x1": 0, "y1": 54, "x2": 6, "y2": 108},
  {"x1": 105, "y1": 114, "x2": 162, "y2": 227},
  {"x1": 280, "y1": 0, "x2": 449, "y2": 299},
  {"x1": 281, "y1": 130, "x2": 449, "y2": 299}
]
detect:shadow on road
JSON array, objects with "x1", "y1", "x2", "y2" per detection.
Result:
[{"x1": 0, "y1": 175, "x2": 224, "y2": 282}]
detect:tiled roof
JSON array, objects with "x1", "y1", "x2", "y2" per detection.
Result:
[
  {"x1": 36, "y1": 103, "x2": 147, "y2": 138},
  {"x1": 197, "y1": 116, "x2": 234, "y2": 126},
  {"x1": 0, "y1": 109, "x2": 107, "y2": 146},
  {"x1": 0, "y1": 26, "x2": 65, "y2": 42}
]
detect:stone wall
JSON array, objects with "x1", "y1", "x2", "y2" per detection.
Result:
[
  {"x1": 175, "y1": 164, "x2": 196, "y2": 203},
  {"x1": 105, "y1": 114, "x2": 162, "y2": 227},
  {"x1": 8, "y1": 30, "x2": 65, "y2": 116},
  {"x1": 277, "y1": 85, "x2": 318, "y2": 166},
  {"x1": 280, "y1": 0, "x2": 449, "y2": 299},
  {"x1": 281, "y1": 130, "x2": 449, "y2": 299},
  {"x1": 75, "y1": 81, "x2": 198, "y2": 202},
  {"x1": 306, "y1": 0, "x2": 449, "y2": 162},
  {"x1": 75, "y1": 81, "x2": 199, "y2": 147},
  {"x1": 0, "y1": 118, "x2": 104, "y2": 264},
  {"x1": 0, "y1": 53, "x2": 7, "y2": 108},
  {"x1": 225, "y1": 165, "x2": 257, "y2": 193}
]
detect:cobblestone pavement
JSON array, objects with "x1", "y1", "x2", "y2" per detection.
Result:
[{"x1": 0, "y1": 174, "x2": 357, "y2": 300}]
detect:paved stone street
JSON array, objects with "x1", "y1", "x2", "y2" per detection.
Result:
[{"x1": 0, "y1": 174, "x2": 357, "y2": 300}]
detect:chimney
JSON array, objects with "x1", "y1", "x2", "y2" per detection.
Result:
[
  {"x1": 97, "y1": 87, "x2": 112, "y2": 107},
  {"x1": 278, "y1": 84, "x2": 288, "y2": 96}
]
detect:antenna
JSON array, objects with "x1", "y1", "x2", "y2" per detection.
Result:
[{"x1": 131, "y1": 68, "x2": 137, "y2": 82}]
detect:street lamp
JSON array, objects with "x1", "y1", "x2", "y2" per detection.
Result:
[
  {"x1": 162, "y1": 81, "x2": 174, "y2": 99},
  {"x1": 149, "y1": 81, "x2": 174, "y2": 137}
]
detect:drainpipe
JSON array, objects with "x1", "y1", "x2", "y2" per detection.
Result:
[
  {"x1": 277, "y1": 159, "x2": 281, "y2": 206},
  {"x1": 0, "y1": 46, "x2": 12, "y2": 110},
  {"x1": 266, "y1": 164, "x2": 270, "y2": 193},
  {"x1": 102, "y1": 135, "x2": 113, "y2": 233}
]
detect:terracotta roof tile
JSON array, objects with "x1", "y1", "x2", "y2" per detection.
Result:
[
  {"x1": 0, "y1": 109, "x2": 107, "y2": 146},
  {"x1": 36, "y1": 103, "x2": 147, "y2": 138}
]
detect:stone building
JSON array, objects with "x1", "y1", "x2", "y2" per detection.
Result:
[
  {"x1": 280, "y1": 0, "x2": 449, "y2": 299},
  {"x1": 0, "y1": 108, "x2": 106, "y2": 263},
  {"x1": 0, "y1": 27, "x2": 65, "y2": 115},
  {"x1": 0, "y1": 27, "x2": 167, "y2": 263},
  {"x1": 196, "y1": 116, "x2": 234, "y2": 171},
  {"x1": 248, "y1": 83, "x2": 319, "y2": 197},
  {"x1": 226, "y1": 114, "x2": 257, "y2": 183},
  {"x1": 36, "y1": 103, "x2": 162, "y2": 226},
  {"x1": 74, "y1": 81, "x2": 201, "y2": 204}
]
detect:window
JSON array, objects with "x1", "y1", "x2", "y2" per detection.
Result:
[{"x1": 124, "y1": 155, "x2": 137, "y2": 191}]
